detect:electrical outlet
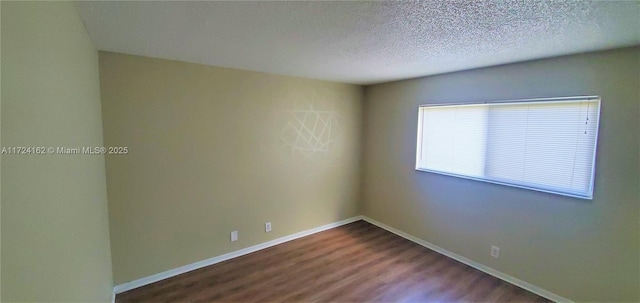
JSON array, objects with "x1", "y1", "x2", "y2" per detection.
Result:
[
  {"x1": 231, "y1": 230, "x2": 238, "y2": 242},
  {"x1": 491, "y1": 245, "x2": 500, "y2": 258},
  {"x1": 265, "y1": 222, "x2": 272, "y2": 232}
]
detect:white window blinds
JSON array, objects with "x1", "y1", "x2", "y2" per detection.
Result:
[{"x1": 416, "y1": 96, "x2": 600, "y2": 199}]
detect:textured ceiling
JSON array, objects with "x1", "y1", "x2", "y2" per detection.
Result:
[{"x1": 77, "y1": 1, "x2": 639, "y2": 85}]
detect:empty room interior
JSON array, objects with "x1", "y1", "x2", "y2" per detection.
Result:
[{"x1": 2, "y1": 1, "x2": 640, "y2": 302}]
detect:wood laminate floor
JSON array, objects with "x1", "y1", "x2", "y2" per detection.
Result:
[{"x1": 117, "y1": 220, "x2": 551, "y2": 303}]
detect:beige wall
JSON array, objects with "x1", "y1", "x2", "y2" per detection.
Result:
[
  {"x1": 1, "y1": 2, "x2": 113, "y2": 302},
  {"x1": 361, "y1": 47, "x2": 640, "y2": 302},
  {"x1": 99, "y1": 52, "x2": 363, "y2": 284},
  {"x1": 2, "y1": 3, "x2": 636, "y2": 301}
]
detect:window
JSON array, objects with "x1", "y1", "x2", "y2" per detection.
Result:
[{"x1": 416, "y1": 96, "x2": 601, "y2": 199}]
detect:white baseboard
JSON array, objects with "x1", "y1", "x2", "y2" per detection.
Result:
[
  {"x1": 113, "y1": 214, "x2": 571, "y2": 303},
  {"x1": 113, "y1": 215, "x2": 363, "y2": 294},
  {"x1": 361, "y1": 216, "x2": 572, "y2": 303}
]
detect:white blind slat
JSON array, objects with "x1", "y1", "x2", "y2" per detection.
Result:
[{"x1": 416, "y1": 97, "x2": 600, "y2": 199}]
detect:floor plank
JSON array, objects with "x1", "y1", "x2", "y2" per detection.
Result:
[{"x1": 117, "y1": 220, "x2": 551, "y2": 303}]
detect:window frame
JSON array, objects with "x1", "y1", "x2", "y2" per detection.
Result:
[{"x1": 415, "y1": 95, "x2": 601, "y2": 200}]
